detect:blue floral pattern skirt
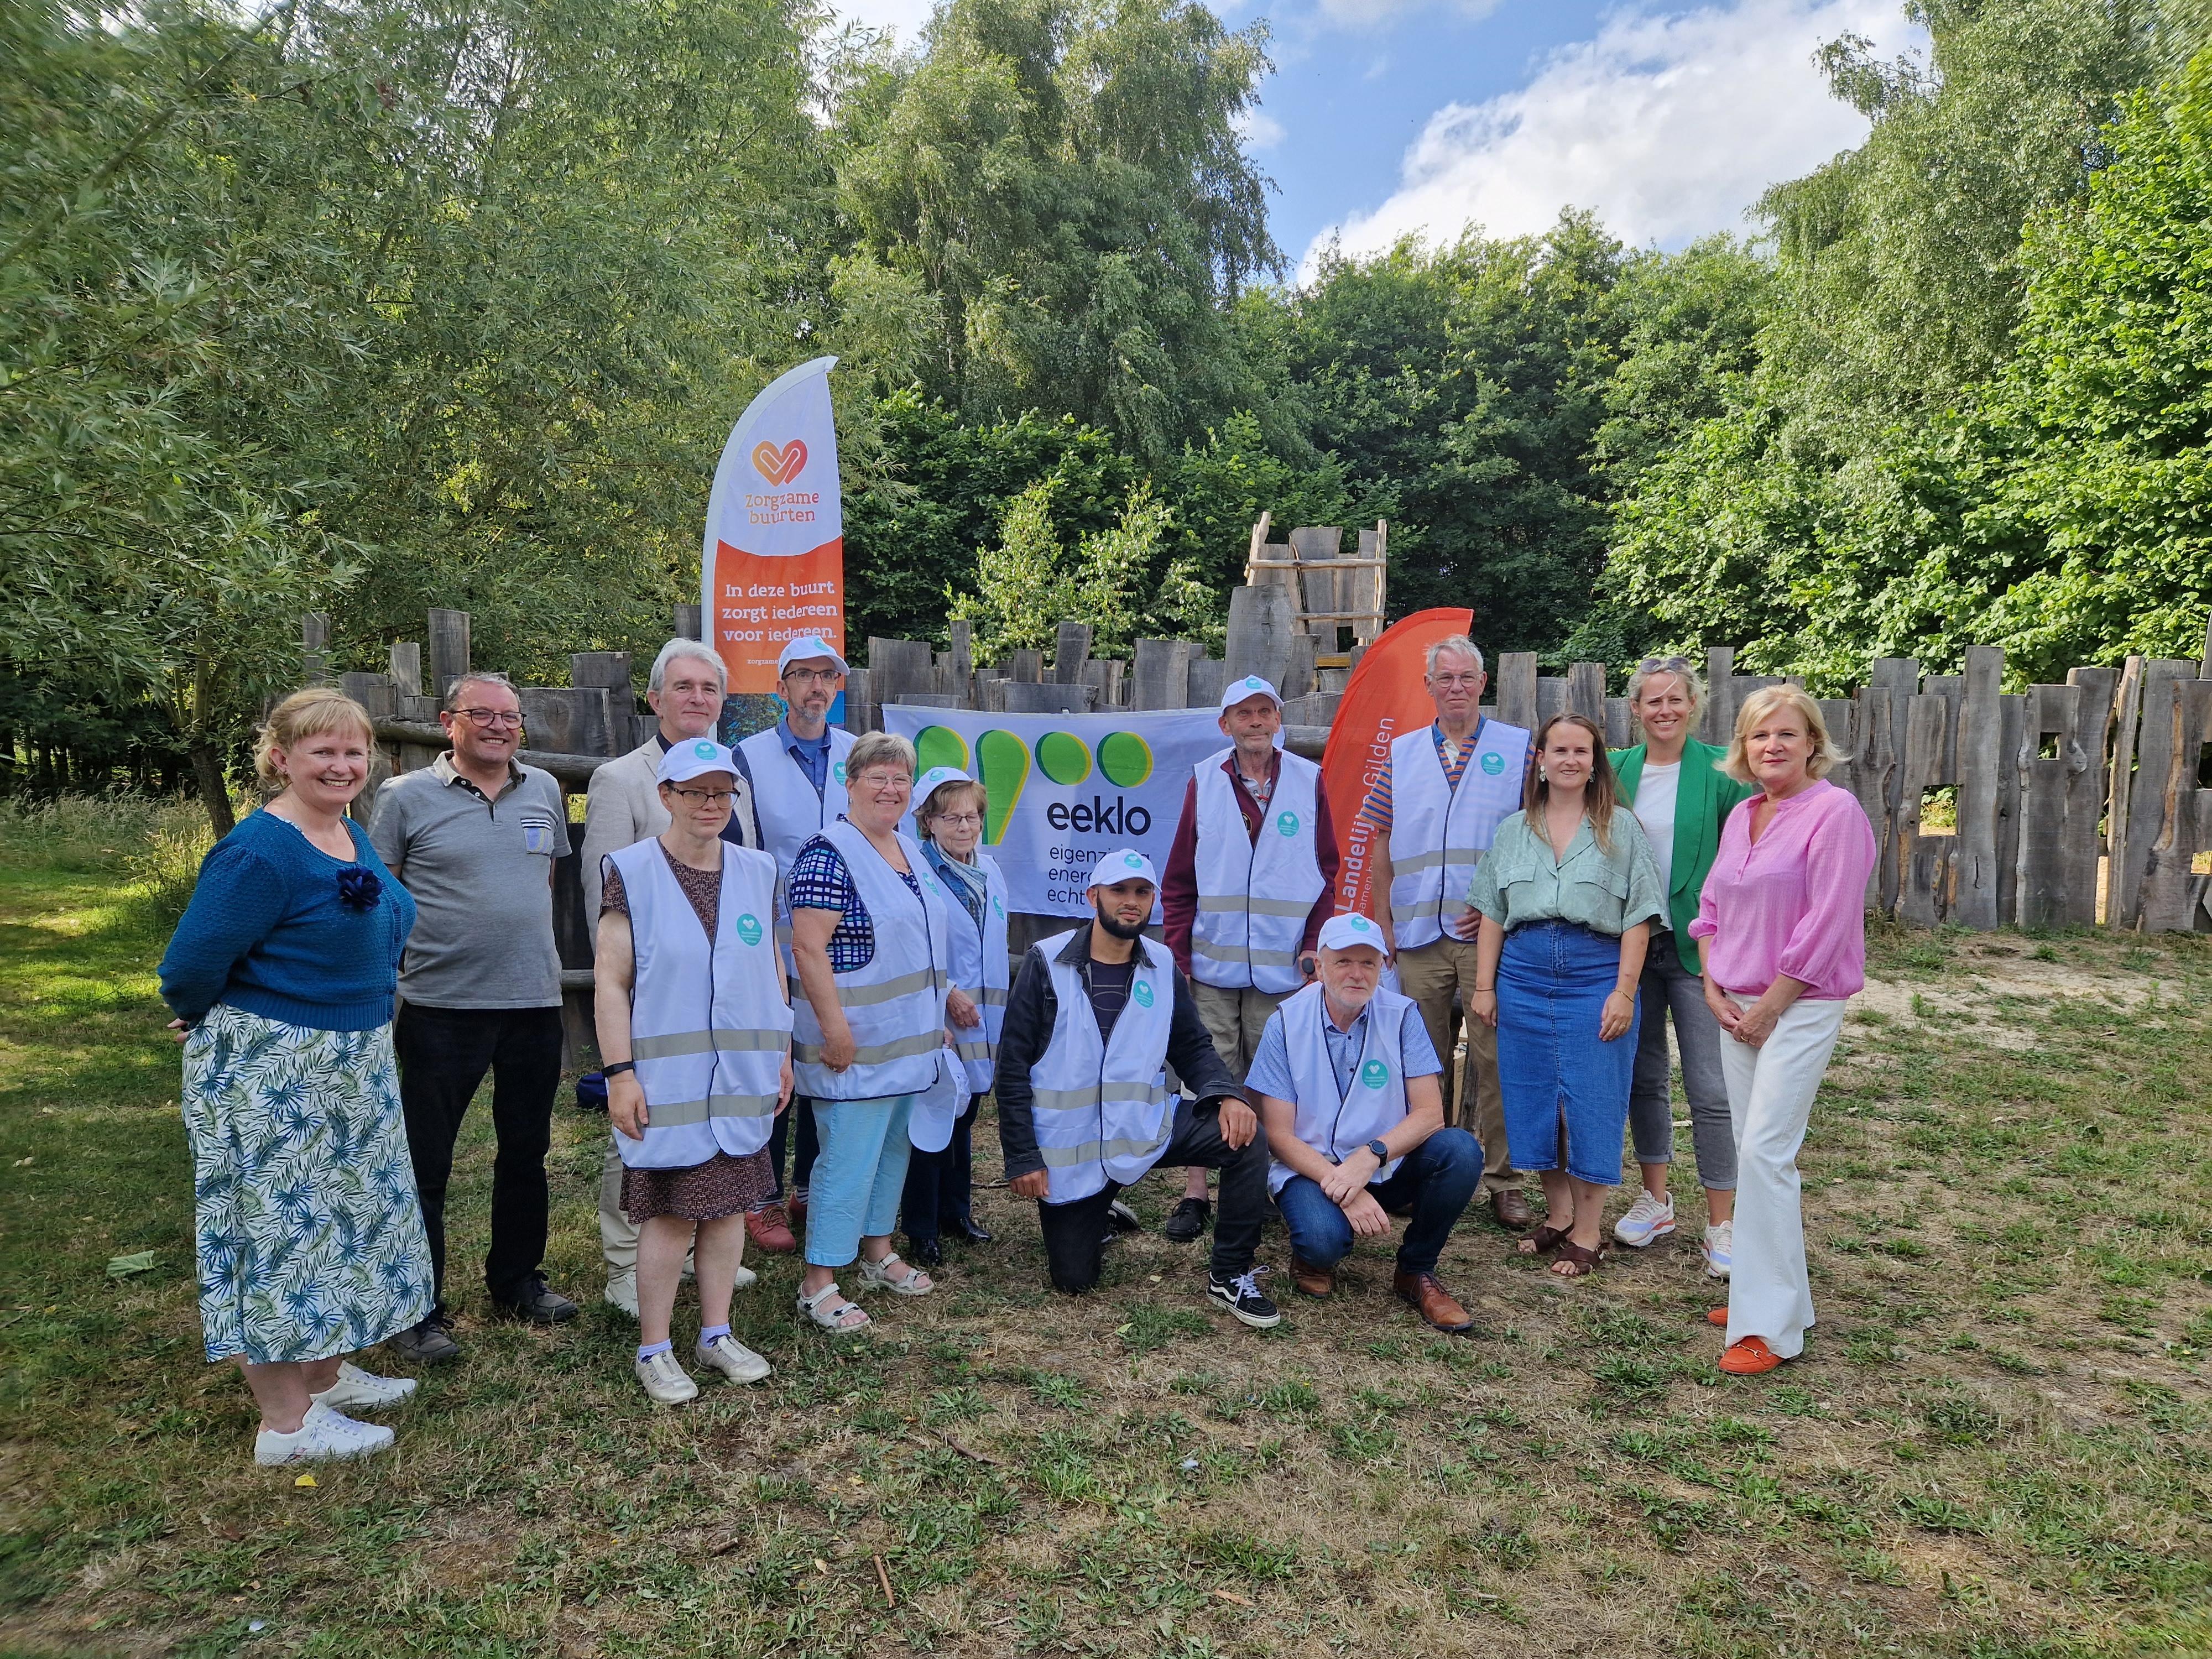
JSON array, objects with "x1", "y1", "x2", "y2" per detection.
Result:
[{"x1": 182, "y1": 1004, "x2": 434, "y2": 1363}]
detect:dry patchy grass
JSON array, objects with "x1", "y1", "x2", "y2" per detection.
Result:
[{"x1": 1, "y1": 806, "x2": 2208, "y2": 1657}]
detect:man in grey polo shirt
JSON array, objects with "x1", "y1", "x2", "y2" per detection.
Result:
[{"x1": 371, "y1": 670, "x2": 577, "y2": 1362}]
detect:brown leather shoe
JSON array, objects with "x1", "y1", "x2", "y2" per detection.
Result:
[
  {"x1": 1290, "y1": 1255, "x2": 1335, "y2": 1297},
  {"x1": 1394, "y1": 1269, "x2": 1474, "y2": 1334},
  {"x1": 745, "y1": 1204, "x2": 798, "y2": 1254},
  {"x1": 1490, "y1": 1187, "x2": 1534, "y2": 1231}
]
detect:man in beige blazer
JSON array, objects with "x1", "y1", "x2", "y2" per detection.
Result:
[{"x1": 581, "y1": 637, "x2": 762, "y2": 1316}]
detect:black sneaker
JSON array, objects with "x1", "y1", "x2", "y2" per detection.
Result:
[
  {"x1": 389, "y1": 1316, "x2": 461, "y2": 1364},
  {"x1": 1162, "y1": 1197, "x2": 1211, "y2": 1243},
  {"x1": 1105, "y1": 1199, "x2": 1141, "y2": 1234},
  {"x1": 493, "y1": 1279, "x2": 579, "y2": 1325},
  {"x1": 1207, "y1": 1267, "x2": 1281, "y2": 1329}
]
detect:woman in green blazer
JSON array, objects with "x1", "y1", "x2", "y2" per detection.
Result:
[{"x1": 1608, "y1": 657, "x2": 1756, "y2": 1277}]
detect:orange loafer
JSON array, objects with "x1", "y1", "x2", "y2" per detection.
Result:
[
  {"x1": 1719, "y1": 1336, "x2": 1784, "y2": 1375},
  {"x1": 1707, "y1": 1307, "x2": 1728, "y2": 1327}
]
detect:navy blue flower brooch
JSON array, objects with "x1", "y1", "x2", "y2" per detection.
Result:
[{"x1": 337, "y1": 867, "x2": 384, "y2": 911}]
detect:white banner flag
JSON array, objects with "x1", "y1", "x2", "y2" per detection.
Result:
[{"x1": 880, "y1": 704, "x2": 1232, "y2": 917}]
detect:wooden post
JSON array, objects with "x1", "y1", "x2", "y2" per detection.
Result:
[
  {"x1": 2201, "y1": 608, "x2": 2212, "y2": 680},
  {"x1": 2116, "y1": 660, "x2": 2196, "y2": 927},
  {"x1": 1819, "y1": 698, "x2": 1858, "y2": 800},
  {"x1": 2105, "y1": 655, "x2": 2145, "y2": 925},
  {"x1": 1866, "y1": 658, "x2": 1921, "y2": 911},
  {"x1": 2137, "y1": 676, "x2": 2212, "y2": 931},
  {"x1": 1566, "y1": 662, "x2": 1606, "y2": 727},
  {"x1": 1187, "y1": 656, "x2": 1230, "y2": 709},
  {"x1": 1282, "y1": 632, "x2": 1319, "y2": 701},
  {"x1": 1009, "y1": 649, "x2": 1043, "y2": 685},
  {"x1": 1604, "y1": 697, "x2": 1631, "y2": 750},
  {"x1": 1951, "y1": 646, "x2": 2002, "y2": 930},
  {"x1": 1224, "y1": 583, "x2": 1297, "y2": 691},
  {"x1": 947, "y1": 620, "x2": 973, "y2": 705},
  {"x1": 1994, "y1": 692, "x2": 2026, "y2": 925},
  {"x1": 1052, "y1": 621, "x2": 1092, "y2": 685},
  {"x1": 1497, "y1": 653, "x2": 1538, "y2": 733},
  {"x1": 2062, "y1": 666, "x2": 2119, "y2": 927},
  {"x1": 674, "y1": 604, "x2": 703, "y2": 641},
  {"x1": 1898, "y1": 692, "x2": 1949, "y2": 926},
  {"x1": 427, "y1": 608, "x2": 471, "y2": 703},
  {"x1": 1699, "y1": 647, "x2": 1736, "y2": 745},
  {"x1": 1133, "y1": 640, "x2": 1194, "y2": 711},
  {"x1": 1536, "y1": 677, "x2": 1567, "y2": 726},
  {"x1": 388, "y1": 640, "x2": 422, "y2": 698},
  {"x1": 2018, "y1": 684, "x2": 2077, "y2": 930},
  {"x1": 300, "y1": 613, "x2": 332, "y2": 686},
  {"x1": 1849, "y1": 686, "x2": 1896, "y2": 911}
]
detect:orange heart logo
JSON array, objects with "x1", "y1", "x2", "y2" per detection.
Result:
[{"x1": 751, "y1": 439, "x2": 808, "y2": 486}]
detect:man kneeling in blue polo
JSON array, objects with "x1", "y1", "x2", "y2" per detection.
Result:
[{"x1": 1249, "y1": 912, "x2": 1483, "y2": 1332}]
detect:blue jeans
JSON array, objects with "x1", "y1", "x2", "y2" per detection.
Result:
[
  {"x1": 803, "y1": 1094, "x2": 915, "y2": 1269},
  {"x1": 1274, "y1": 1127, "x2": 1483, "y2": 1276},
  {"x1": 1496, "y1": 921, "x2": 1639, "y2": 1186}
]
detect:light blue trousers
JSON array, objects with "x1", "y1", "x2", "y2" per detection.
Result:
[{"x1": 803, "y1": 1094, "x2": 916, "y2": 1268}]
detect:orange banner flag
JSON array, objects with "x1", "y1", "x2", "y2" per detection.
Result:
[{"x1": 1322, "y1": 607, "x2": 1474, "y2": 921}]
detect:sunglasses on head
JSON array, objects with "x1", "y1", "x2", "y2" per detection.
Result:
[{"x1": 1638, "y1": 655, "x2": 1692, "y2": 673}]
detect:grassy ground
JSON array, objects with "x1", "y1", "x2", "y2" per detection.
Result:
[{"x1": 2, "y1": 797, "x2": 2208, "y2": 1659}]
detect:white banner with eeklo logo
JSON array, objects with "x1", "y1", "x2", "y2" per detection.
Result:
[{"x1": 881, "y1": 705, "x2": 1238, "y2": 918}]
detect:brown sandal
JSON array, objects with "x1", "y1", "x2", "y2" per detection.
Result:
[
  {"x1": 1550, "y1": 1240, "x2": 1604, "y2": 1278},
  {"x1": 1517, "y1": 1224, "x2": 1572, "y2": 1258}
]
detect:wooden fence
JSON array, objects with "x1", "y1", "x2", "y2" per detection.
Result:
[{"x1": 330, "y1": 596, "x2": 2212, "y2": 948}]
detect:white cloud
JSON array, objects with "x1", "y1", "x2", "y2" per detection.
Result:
[
  {"x1": 1314, "y1": 0, "x2": 1499, "y2": 26},
  {"x1": 1305, "y1": 0, "x2": 1925, "y2": 274},
  {"x1": 1238, "y1": 107, "x2": 1289, "y2": 150}
]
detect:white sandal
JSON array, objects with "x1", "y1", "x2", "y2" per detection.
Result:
[
  {"x1": 858, "y1": 1251, "x2": 933, "y2": 1296},
  {"x1": 796, "y1": 1281, "x2": 871, "y2": 1333}
]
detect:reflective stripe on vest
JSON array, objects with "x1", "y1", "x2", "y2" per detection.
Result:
[
  {"x1": 790, "y1": 821, "x2": 951, "y2": 1100},
  {"x1": 1188, "y1": 748, "x2": 1326, "y2": 994},
  {"x1": 940, "y1": 853, "x2": 1011, "y2": 1093},
  {"x1": 607, "y1": 838, "x2": 793, "y2": 1170},
  {"x1": 1386, "y1": 721, "x2": 1528, "y2": 951},
  {"x1": 1024, "y1": 930, "x2": 1177, "y2": 1204},
  {"x1": 1265, "y1": 982, "x2": 1413, "y2": 1195}
]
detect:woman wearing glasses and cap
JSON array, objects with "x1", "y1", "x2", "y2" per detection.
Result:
[
  {"x1": 899, "y1": 766, "x2": 1009, "y2": 1266},
  {"x1": 1607, "y1": 658, "x2": 1755, "y2": 1278},
  {"x1": 594, "y1": 740, "x2": 792, "y2": 1405}
]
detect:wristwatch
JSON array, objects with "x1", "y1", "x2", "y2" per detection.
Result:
[{"x1": 1366, "y1": 1139, "x2": 1390, "y2": 1161}]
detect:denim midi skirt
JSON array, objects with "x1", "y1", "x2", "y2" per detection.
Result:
[{"x1": 1495, "y1": 920, "x2": 1640, "y2": 1185}]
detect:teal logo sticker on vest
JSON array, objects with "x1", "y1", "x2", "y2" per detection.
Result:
[
  {"x1": 692, "y1": 740, "x2": 717, "y2": 759},
  {"x1": 1276, "y1": 810, "x2": 1298, "y2": 836},
  {"x1": 1131, "y1": 979, "x2": 1155, "y2": 1008},
  {"x1": 992, "y1": 895, "x2": 1004, "y2": 916},
  {"x1": 1360, "y1": 1058, "x2": 1390, "y2": 1090},
  {"x1": 1480, "y1": 750, "x2": 1506, "y2": 775},
  {"x1": 735, "y1": 913, "x2": 764, "y2": 947},
  {"x1": 832, "y1": 760, "x2": 847, "y2": 785}
]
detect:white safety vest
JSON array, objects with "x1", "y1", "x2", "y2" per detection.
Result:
[
  {"x1": 739, "y1": 723, "x2": 855, "y2": 969},
  {"x1": 790, "y1": 820, "x2": 952, "y2": 1101},
  {"x1": 1024, "y1": 931, "x2": 1178, "y2": 1204},
  {"x1": 606, "y1": 839, "x2": 792, "y2": 1170},
  {"x1": 1188, "y1": 749, "x2": 1326, "y2": 994},
  {"x1": 936, "y1": 851, "x2": 1011, "y2": 1094},
  {"x1": 1265, "y1": 982, "x2": 1415, "y2": 1196},
  {"x1": 1386, "y1": 719, "x2": 1529, "y2": 950}
]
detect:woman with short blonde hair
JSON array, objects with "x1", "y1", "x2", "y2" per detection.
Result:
[
  {"x1": 159, "y1": 690, "x2": 431, "y2": 1464},
  {"x1": 1691, "y1": 685, "x2": 1876, "y2": 1375}
]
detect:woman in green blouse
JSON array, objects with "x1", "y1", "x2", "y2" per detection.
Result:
[
  {"x1": 1467, "y1": 714, "x2": 1667, "y2": 1277},
  {"x1": 1608, "y1": 658, "x2": 1756, "y2": 1277}
]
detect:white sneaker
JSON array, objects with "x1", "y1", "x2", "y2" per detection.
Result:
[
  {"x1": 254, "y1": 1401, "x2": 395, "y2": 1465},
  {"x1": 732, "y1": 1264, "x2": 758, "y2": 1291},
  {"x1": 635, "y1": 1348, "x2": 699, "y2": 1406},
  {"x1": 1703, "y1": 1220, "x2": 1733, "y2": 1279},
  {"x1": 310, "y1": 1362, "x2": 418, "y2": 1413},
  {"x1": 604, "y1": 1271, "x2": 639, "y2": 1318},
  {"x1": 1613, "y1": 1189, "x2": 1677, "y2": 1248},
  {"x1": 695, "y1": 1333, "x2": 773, "y2": 1384}
]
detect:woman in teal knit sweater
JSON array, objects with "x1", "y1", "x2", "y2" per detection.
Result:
[
  {"x1": 1607, "y1": 658, "x2": 1756, "y2": 1277},
  {"x1": 159, "y1": 689, "x2": 430, "y2": 1467}
]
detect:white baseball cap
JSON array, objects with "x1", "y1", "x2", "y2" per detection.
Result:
[
  {"x1": 657, "y1": 738, "x2": 739, "y2": 785},
  {"x1": 1218, "y1": 674, "x2": 1282, "y2": 713},
  {"x1": 1317, "y1": 912, "x2": 1386, "y2": 953},
  {"x1": 776, "y1": 635, "x2": 849, "y2": 676},
  {"x1": 914, "y1": 766, "x2": 974, "y2": 805},
  {"x1": 1087, "y1": 848, "x2": 1158, "y2": 890}
]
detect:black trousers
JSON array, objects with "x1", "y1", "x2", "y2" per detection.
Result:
[
  {"x1": 1037, "y1": 1099, "x2": 1269, "y2": 1294},
  {"x1": 762, "y1": 1095, "x2": 821, "y2": 1206},
  {"x1": 394, "y1": 1002, "x2": 564, "y2": 1316},
  {"x1": 900, "y1": 1095, "x2": 978, "y2": 1247}
]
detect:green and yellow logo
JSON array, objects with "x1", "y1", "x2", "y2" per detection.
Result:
[
  {"x1": 735, "y1": 913, "x2": 764, "y2": 947},
  {"x1": 913, "y1": 724, "x2": 1156, "y2": 844},
  {"x1": 1360, "y1": 1058, "x2": 1390, "y2": 1090}
]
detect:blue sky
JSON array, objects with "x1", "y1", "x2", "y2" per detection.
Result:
[{"x1": 831, "y1": 0, "x2": 1927, "y2": 279}]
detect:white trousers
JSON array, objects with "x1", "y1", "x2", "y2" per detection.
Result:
[{"x1": 1718, "y1": 996, "x2": 1847, "y2": 1359}]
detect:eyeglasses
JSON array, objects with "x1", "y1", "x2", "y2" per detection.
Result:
[
  {"x1": 667, "y1": 786, "x2": 734, "y2": 806},
  {"x1": 855, "y1": 770, "x2": 910, "y2": 790},
  {"x1": 1639, "y1": 655, "x2": 1692, "y2": 673},
  {"x1": 782, "y1": 667, "x2": 843, "y2": 685},
  {"x1": 1431, "y1": 673, "x2": 1483, "y2": 688},
  {"x1": 451, "y1": 708, "x2": 523, "y2": 729},
  {"x1": 931, "y1": 812, "x2": 983, "y2": 828}
]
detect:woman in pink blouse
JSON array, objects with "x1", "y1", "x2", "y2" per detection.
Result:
[{"x1": 1688, "y1": 686, "x2": 1876, "y2": 1376}]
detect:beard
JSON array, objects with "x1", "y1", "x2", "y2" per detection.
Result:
[{"x1": 1093, "y1": 902, "x2": 1149, "y2": 941}]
